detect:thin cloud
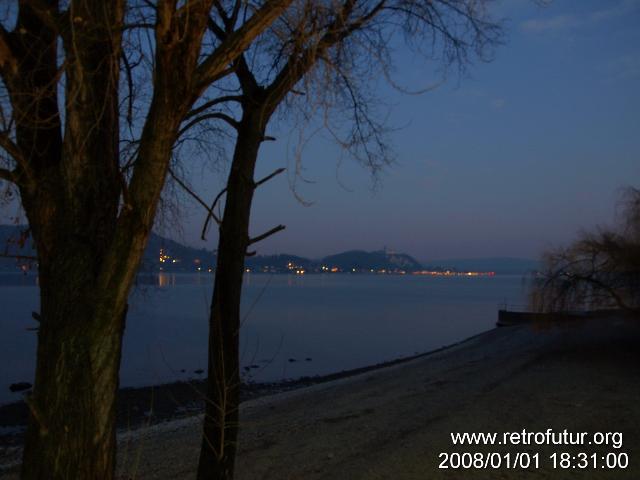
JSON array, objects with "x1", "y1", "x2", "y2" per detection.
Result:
[
  {"x1": 521, "y1": 0, "x2": 640, "y2": 32},
  {"x1": 605, "y1": 53, "x2": 640, "y2": 81},
  {"x1": 491, "y1": 98, "x2": 506, "y2": 110}
]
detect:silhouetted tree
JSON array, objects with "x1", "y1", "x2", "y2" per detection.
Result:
[
  {"x1": 0, "y1": 1, "x2": 292, "y2": 478},
  {"x1": 194, "y1": 1, "x2": 502, "y2": 478},
  {"x1": 530, "y1": 187, "x2": 640, "y2": 314}
]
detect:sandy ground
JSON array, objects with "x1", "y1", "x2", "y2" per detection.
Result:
[{"x1": 2, "y1": 316, "x2": 639, "y2": 479}]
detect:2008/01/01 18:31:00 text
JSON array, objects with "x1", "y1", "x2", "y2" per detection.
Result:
[{"x1": 438, "y1": 452, "x2": 629, "y2": 470}]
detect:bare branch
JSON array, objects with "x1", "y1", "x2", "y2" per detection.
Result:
[
  {"x1": 194, "y1": 0, "x2": 294, "y2": 94},
  {"x1": 529, "y1": 187, "x2": 640, "y2": 314},
  {"x1": 122, "y1": 22, "x2": 155, "y2": 31},
  {"x1": 0, "y1": 167, "x2": 16, "y2": 183},
  {"x1": 229, "y1": 0, "x2": 243, "y2": 29},
  {"x1": 234, "y1": 54, "x2": 260, "y2": 94},
  {"x1": 0, "y1": 132, "x2": 32, "y2": 183},
  {"x1": 207, "y1": 15, "x2": 227, "y2": 40},
  {"x1": 179, "y1": 112, "x2": 240, "y2": 137},
  {"x1": 210, "y1": 186, "x2": 228, "y2": 213},
  {"x1": 201, "y1": 187, "x2": 228, "y2": 240},
  {"x1": 254, "y1": 167, "x2": 285, "y2": 188},
  {"x1": 121, "y1": 52, "x2": 135, "y2": 129},
  {"x1": 248, "y1": 224, "x2": 286, "y2": 245},
  {"x1": 0, "y1": 252, "x2": 37, "y2": 261},
  {"x1": 264, "y1": 0, "x2": 385, "y2": 112},
  {"x1": 213, "y1": 1, "x2": 231, "y2": 29},
  {"x1": 185, "y1": 96, "x2": 243, "y2": 120},
  {"x1": 0, "y1": 25, "x2": 17, "y2": 77},
  {"x1": 168, "y1": 168, "x2": 221, "y2": 225}
]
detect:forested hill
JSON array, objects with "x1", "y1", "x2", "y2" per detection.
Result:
[
  {"x1": 244, "y1": 250, "x2": 425, "y2": 273},
  {"x1": 2, "y1": 224, "x2": 529, "y2": 274},
  {"x1": 1, "y1": 225, "x2": 427, "y2": 274},
  {"x1": 319, "y1": 250, "x2": 422, "y2": 272}
]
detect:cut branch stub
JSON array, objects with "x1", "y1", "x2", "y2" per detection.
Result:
[
  {"x1": 248, "y1": 224, "x2": 286, "y2": 246},
  {"x1": 254, "y1": 167, "x2": 285, "y2": 189}
]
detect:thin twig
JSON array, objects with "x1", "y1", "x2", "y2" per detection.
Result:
[
  {"x1": 201, "y1": 187, "x2": 228, "y2": 241},
  {"x1": 168, "y1": 168, "x2": 221, "y2": 225}
]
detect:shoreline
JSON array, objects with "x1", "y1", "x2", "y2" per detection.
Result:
[
  {"x1": 2, "y1": 315, "x2": 639, "y2": 478},
  {"x1": 0, "y1": 327, "x2": 496, "y2": 450}
]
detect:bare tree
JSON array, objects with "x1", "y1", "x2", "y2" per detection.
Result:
[
  {"x1": 192, "y1": 1, "x2": 502, "y2": 478},
  {"x1": 0, "y1": 1, "x2": 293, "y2": 478},
  {"x1": 530, "y1": 187, "x2": 640, "y2": 315}
]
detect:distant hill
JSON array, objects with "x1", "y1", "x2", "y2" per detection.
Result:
[
  {"x1": 3, "y1": 224, "x2": 531, "y2": 275},
  {"x1": 246, "y1": 254, "x2": 314, "y2": 272},
  {"x1": 320, "y1": 250, "x2": 422, "y2": 272},
  {"x1": 0, "y1": 225, "x2": 216, "y2": 273},
  {"x1": 141, "y1": 233, "x2": 216, "y2": 272},
  {"x1": 426, "y1": 257, "x2": 539, "y2": 275}
]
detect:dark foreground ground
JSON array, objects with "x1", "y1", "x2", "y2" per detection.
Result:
[{"x1": 2, "y1": 313, "x2": 639, "y2": 479}]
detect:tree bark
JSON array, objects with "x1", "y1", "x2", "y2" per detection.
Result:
[
  {"x1": 197, "y1": 106, "x2": 265, "y2": 480},
  {"x1": 21, "y1": 259, "x2": 127, "y2": 479}
]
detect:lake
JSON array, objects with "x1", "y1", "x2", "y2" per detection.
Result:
[{"x1": 0, "y1": 273, "x2": 527, "y2": 405}]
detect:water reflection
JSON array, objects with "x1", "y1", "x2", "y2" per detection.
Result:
[
  {"x1": 1, "y1": 273, "x2": 527, "y2": 405},
  {"x1": 135, "y1": 272, "x2": 215, "y2": 286},
  {"x1": 157, "y1": 272, "x2": 175, "y2": 288},
  {"x1": 0, "y1": 273, "x2": 38, "y2": 286}
]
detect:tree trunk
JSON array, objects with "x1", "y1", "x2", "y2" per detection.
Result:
[
  {"x1": 197, "y1": 110, "x2": 265, "y2": 480},
  {"x1": 21, "y1": 267, "x2": 127, "y2": 479},
  {"x1": 15, "y1": 2, "x2": 130, "y2": 476},
  {"x1": 18, "y1": 186, "x2": 160, "y2": 479}
]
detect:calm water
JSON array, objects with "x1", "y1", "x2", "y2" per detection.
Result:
[{"x1": 0, "y1": 273, "x2": 527, "y2": 405}]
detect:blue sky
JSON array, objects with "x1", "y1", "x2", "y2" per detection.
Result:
[
  {"x1": 171, "y1": 0, "x2": 639, "y2": 261},
  {"x1": 4, "y1": 0, "x2": 639, "y2": 262}
]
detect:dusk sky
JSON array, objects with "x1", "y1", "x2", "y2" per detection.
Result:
[
  {"x1": 193, "y1": 0, "x2": 640, "y2": 262},
  {"x1": 4, "y1": 0, "x2": 640, "y2": 262}
]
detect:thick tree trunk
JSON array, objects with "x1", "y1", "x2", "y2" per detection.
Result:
[
  {"x1": 16, "y1": 2, "x2": 129, "y2": 476},
  {"x1": 19, "y1": 175, "x2": 138, "y2": 479},
  {"x1": 197, "y1": 111, "x2": 265, "y2": 480},
  {"x1": 21, "y1": 266, "x2": 127, "y2": 479},
  {"x1": 18, "y1": 189, "x2": 159, "y2": 479}
]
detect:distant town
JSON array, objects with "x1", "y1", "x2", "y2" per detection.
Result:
[
  {"x1": 0, "y1": 225, "x2": 538, "y2": 276},
  {"x1": 151, "y1": 238, "x2": 496, "y2": 276}
]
